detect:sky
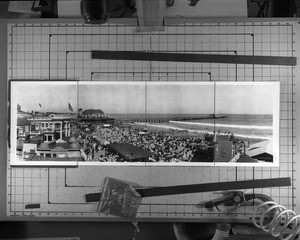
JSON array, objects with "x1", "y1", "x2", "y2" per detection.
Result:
[
  {"x1": 13, "y1": 81, "x2": 279, "y2": 115},
  {"x1": 13, "y1": 82, "x2": 78, "y2": 113},
  {"x1": 215, "y1": 83, "x2": 278, "y2": 114},
  {"x1": 78, "y1": 83, "x2": 145, "y2": 114},
  {"x1": 78, "y1": 83, "x2": 215, "y2": 114}
]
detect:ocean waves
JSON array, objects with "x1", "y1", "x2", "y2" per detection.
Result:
[
  {"x1": 170, "y1": 121, "x2": 273, "y2": 130},
  {"x1": 132, "y1": 122, "x2": 271, "y2": 140}
]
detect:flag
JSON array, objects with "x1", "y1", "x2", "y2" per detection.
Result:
[
  {"x1": 39, "y1": 103, "x2": 42, "y2": 108},
  {"x1": 68, "y1": 103, "x2": 73, "y2": 112}
]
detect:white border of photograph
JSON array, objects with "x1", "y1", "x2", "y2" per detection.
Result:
[{"x1": 9, "y1": 81, "x2": 280, "y2": 167}]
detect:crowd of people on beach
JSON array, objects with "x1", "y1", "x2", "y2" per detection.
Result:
[
  {"x1": 70, "y1": 119, "x2": 247, "y2": 162},
  {"x1": 109, "y1": 125, "x2": 203, "y2": 162},
  {"x1": 70, "y1": 121, "x2": 206, "y2": 162}
]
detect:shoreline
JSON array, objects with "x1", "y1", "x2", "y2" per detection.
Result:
[
  {"x1": 129, "y1": 122, "x2": 270, "y2": 138},
  {"x1": 126, "y1": 122, "x2": 270, "y2": 147}
]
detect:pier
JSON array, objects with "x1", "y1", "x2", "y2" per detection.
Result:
[{"x1": 119, "y1": 115, "x2": 227, "y2": 124}]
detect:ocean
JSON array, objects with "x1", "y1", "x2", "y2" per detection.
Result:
[{"x1": 109, "y1": 114, "x2": 273, "y2": 140}]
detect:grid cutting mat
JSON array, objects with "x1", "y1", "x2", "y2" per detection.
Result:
[{"x1": 7, "y1": 20, "x2": 298, "y2": 221}]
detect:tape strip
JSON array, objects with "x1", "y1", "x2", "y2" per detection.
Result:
[
  {"x1": 25, "y1": 203, "x2": 41, "y2": 209},
  {"x1": 85, "y1": 193, "x2": 101, "y2": 202}
]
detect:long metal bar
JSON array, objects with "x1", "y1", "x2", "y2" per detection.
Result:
[
  {"x1": 91, "y1": 50, "x2": 297, "y2": 66},
  {"x1": 137, "y1": 177, "x2": 291, "y2": 198},
  {"x1": 85, "y1": 177, "x2": 291, "y2": 202}
]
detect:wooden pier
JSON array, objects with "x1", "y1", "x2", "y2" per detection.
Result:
[{"x1": 118, "y1": 115, "x2": 227, "y2": 124}]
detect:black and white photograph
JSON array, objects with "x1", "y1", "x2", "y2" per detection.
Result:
[{"x1": 10, "y1": 81, "x2": 279, "y2": 166}]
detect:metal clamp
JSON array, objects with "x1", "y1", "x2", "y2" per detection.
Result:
[{"x1": 201, "y1": 191, "x2": 273, "y2": 211}]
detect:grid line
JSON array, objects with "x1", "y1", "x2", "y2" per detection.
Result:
[{"x1": 7, "y1": 21, "x2": 296, "y2": 220}]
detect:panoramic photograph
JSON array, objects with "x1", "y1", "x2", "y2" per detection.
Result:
[{"x1": 10, "y1": 81, "x2": 279, "y2": 166}]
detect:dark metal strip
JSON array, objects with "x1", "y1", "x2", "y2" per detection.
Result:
[
  {"x1": 91, "y1": 51, "x2": 297, "y2": 66},
  {"x1": 85, "y1": 177, "x2": 291, "y2": 202},
  {"x1": 137, "y1": 178, "x2": 291, "y2": 198}
]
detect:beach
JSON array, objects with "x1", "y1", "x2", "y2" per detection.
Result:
[{"x1": 69, "y1": 113, "x2": 273, "y2": 163}]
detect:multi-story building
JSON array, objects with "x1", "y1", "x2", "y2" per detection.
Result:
[
  {"x1": 27, "y1": 114, "x2": 72, "y2": 142},
  {"x1": 18, "y1": 114, "x2": 83, "y2": 161}
]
